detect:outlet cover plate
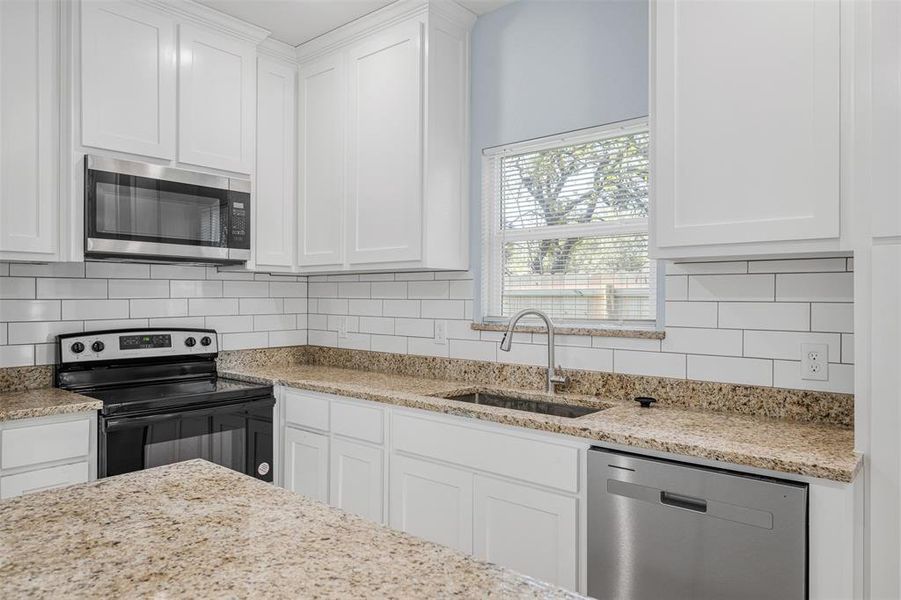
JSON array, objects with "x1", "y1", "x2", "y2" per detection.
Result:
[{"x1": 801, "y1": 342, "x2": 829, "y2": 381}]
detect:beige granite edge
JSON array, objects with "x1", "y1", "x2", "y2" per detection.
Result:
[
  {"x1": 0, "y1": 388, "x2": 102, "y2": 422},
  {"x1": 220, "y1": 366, "x2": 860, "y2": 483},
  {"x1": 472, "y1": 322, "x2": 666, "y2": 339}
]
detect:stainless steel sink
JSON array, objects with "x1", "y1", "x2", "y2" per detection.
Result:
[{"x1": 433, "y1": 391, "x2": 605, "y2": 418}]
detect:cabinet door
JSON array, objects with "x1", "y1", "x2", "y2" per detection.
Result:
[
  {"x1": 653, "y1": 0, "x2": 840, "y2": 250},
  {"x1": 329, "y1": 437, "x2": 383, "y2": 523},
  {"x1": 81, "y1": 1, "x2": 176, "y2": 159},
  {"x1": 0, "y1": 0, "x2": 59, "y2": 259},
  {"x1": 0, "y1": 462, "x2": 89, "y2": 500},
  {"x1": 178, "y1": 24, "x2": 255, "y2": 173},
  {"x1": 298, "y1": 53, "x2": 345, "y2": 268},
  {"x1": 389, "y1": 454, "x2": 473, "y2": 553},
  {"x1": 473, "y1": 476, "x2": 578, "y2": 590},
  {"x1": 256, "y1": 56, "x2": 296, "y2": 271},
  {"x1": 346, "y1": 20, "x2": 423, "y2": 266},
  {"x1": 283, "y1": 427, "x2": 328, "y2": 503}
]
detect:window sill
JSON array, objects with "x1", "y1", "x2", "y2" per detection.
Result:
[{"x1": 470, "y1": 322, "x2": 665, "y2": 340}]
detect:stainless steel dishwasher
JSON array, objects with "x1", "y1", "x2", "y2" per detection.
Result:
[{"x1": 587, "y1": 448, "x2": 807, "y2": 600}]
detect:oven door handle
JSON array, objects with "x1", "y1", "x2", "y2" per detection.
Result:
[{"x1": 103, "y1": 398, "x2": 274, "y2": 432}]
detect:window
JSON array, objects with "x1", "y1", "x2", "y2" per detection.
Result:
[{"x1": 481, "y1": 119, "x2": 656, "y2": 328}]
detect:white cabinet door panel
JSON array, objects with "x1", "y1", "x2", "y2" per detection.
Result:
[
  {"x1": 298, "y1": 53, "x2": 345, "y2": 267},
  {"x1": 653, "y1": 0, "x2": 840, "y2": 249},
  {"x1": 473, "y1": 475, "x2": 578, "y2": 590},
  {"x1": 0, "y1": 0, "x2": 59, "y2": 258},
  {"x1": 389, "y1": 454, "x2": 473, "y2": 554},
  {"x1": 256, "y1": 56, "x2": 296, "y2": 270},
  {"x1": 1, "y1": 418, "x2": 91, "y2": 471},
  {"x1": 284, "y1": 427, "x2": 328, "y2": 503},
  {"x1": 81, "y1": 1, "x2": 176, "y2": 159},
  {"x1": 329, "y1": 437, "x2": 383, "y2": 523},
  {"x1": 178, "y1": 24, "x2": 254, "y2": 173},
  {"x1": 0, "y1": 462, "x2": 89, "y2": 500},
  {"x1": 346, "y1": 20, "x2": 423, "y2": 265}
]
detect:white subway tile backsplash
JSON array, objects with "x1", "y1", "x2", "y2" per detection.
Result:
[
  {"x1": 408, "y1": 337, "x2": 449, "y2": 357},
  {"x1": 309, "y1": 282, "x2": 338, "y2": 298},
  {"x1": 614, "y1": 350, "x2": 686, "y2": 378},
  {"x1": 239, "y1": 298, "x2": 284, "y2": 315},
  {"x1": 359, "y1": 317, "x2": 394, "y2": 335},
  {"x1": 221, "y1": 332, "x2": 269, "y2": 351},
  {"x1": 359, "y1": 273, "x2": 395, "y2": 282},
  {"x1": 370, "y1": 334, "x2": 407, "y2": 354},
  {"x1": 591, "y1": 336, "x2": 662, "y2": 351},
  {"x1": 284, "y1": 298, "x2": 308, "y2": 314},
  {"x1": 206, "y1": 267, "x2": 254, "y2": 280},
  {"x1": 496, "y1": 342, "x2": 546, "y2": 366},
  {"x1": 8, "y1": 321, "x2": 83, "y2": 345},
  {"x1": 687, "y1": 355, "x2": 772, "y2": 386},
  {"x1": 0, "y1": 323, "x2": 7, "y2": 345},
  {"x1": 395, "y1": 272, "x2": 435, "y2": 281},
  {"x1": 383, "y1": 300, "x2": 420, "y2": 318},
  {"x1": 718, "y1": 302, "x2": 810, "y2": 332},
  {"x1": 170, "y1": 280, "x2": 223, "y2": 298},
  {"x1": 449, "y1": 339, "x2": 497, "y2": 362},
  {"x1": 689, "y1": 274, "x2": 774, "y2": 301},
  {"x1": 337, "y1": 282, "x2": 371, "y2": 298},
  {"x1": 36, "y1": 278, "x2": 107, "y2": 299},
  {"x1": 773, "y1": 360, "x2": 854, "y2": 394},
  {"x1": 85, "y1": 263, "x2": 150, "y2": 279},
  {"x1": 269, "y1": 330, "x2": 307, "y2": 347},
  {"x1": 0, "y1": 344, "x2": 34, "y2": 367},
  {"x1": 394, "y1": 318, "x2": 434, "y2": 338},
  {"x1": 131, "y1": 299, "x2": 189, "y2": 318},
  {"x1": 223, "y1": 281, "x2": 269, "y2": 298},
  {"x1": 34, "y1": 343, "x2": 56, "y2": 365},
  {"x1": 205, "y1": 315, "x2": 254, "y2": 333},
  {"x1": 0, "y1": 278, "x2": 35, "y2": 299},
  {"x1": 408, "y1": 281, "x2": 449, "y2": 299},
  {"x1": 421, "y1": 300, "x2": 464, "y2": 319},
  {"x1": 449, "y1": 279, "x2": 473, "y2": 299},
  {"x1": 309, "y1": 329, "x2": 338, "y2": 347},
  {"x1": 338, "y1": 332, "x2": 371, "y2": 351},
  {"x1": 62, "y1": 300, "x2": 127, "y2": 321},
  {"x1": 254, "y1": 314, "x2": 296, "y2": 331},
  {"x1": 109, "y1": 279, "x2": 170, "y2": 299},
  {"x1": 558, "y1": 346, "x2": 613, "y2": 372},
  {"x1": 371, "y1": 282, "x2": 407, "y2": 299},
  {"x1": 10, "y1": 263, "x2": 84, "y2": 278},
  {"x1": 810, "y1": 303, "x2": 853, "y2": 333},
  {"x1": 743, "y1": 330, "x2": 842, "y2": 362},
  {"x1": 662, "y1": 327, "x2": 743, "y2": 356},
  {"x1": 150, "y1": 265, "x2": 207, "y2": 280},
  {"x1": 347, "y1": 299, "x2": 382, "y2": 316},
  {"x1": 665, "y1": 275, "x2": 688, "y2": 300},
  {"x1": 149, "y1": 316, "x2": 206, "y2": 328},
  {"x1": 664, "y1": 302, "x2": 717, "y2": 328},
  {"x1": 269, "y1": 282, "x2": 307, "y2": 297},
  {"x1": 776, "y1": 272, "x2": 853, "y2": 302},
  {"x1": 90, "y1": 319, "x2": 149, "y2": 330},
  {"x1": 842, "y1": 334, "x2": 855, "y2": 364},
  {"x1": 445, "y1": 320, "x2": 480, "y2": 340},
  {"x1": 316, "y1": 298, "x2": 349, "y2": 315}
]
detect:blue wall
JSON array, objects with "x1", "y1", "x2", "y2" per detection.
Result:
[{"x1": 469, "y1": 0, "x2": 649, "y2": 313}]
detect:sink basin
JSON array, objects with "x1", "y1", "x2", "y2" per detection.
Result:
[{"x1": 433, "y1": 391, "x2": 604, "y2": 418}]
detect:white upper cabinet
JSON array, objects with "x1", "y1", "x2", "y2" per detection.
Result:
[
  {"x1": 345, "y1": 19, "x2": 424, "y2": 266},
  {"x1": 0, "y1": 0, "x2": 60, "y2": 261},
  {"x1": 295, "y1": 0, "x2": 474, "y2": 273},
  {"x1": 178, "y1": 24, "x2": 256, "y2": 174},
  {"x1": 651, "y1": 0, "x2": 842, "y2": 258},
  {"x1": 81, "y1": 1, "x2": 176, "y2": 159},
  {"x1": 298, "y1": 53, "x2": 345, "y2": 268},
  {"x1": 255, "y1": 51, "x2": 296, "y2": 271}
]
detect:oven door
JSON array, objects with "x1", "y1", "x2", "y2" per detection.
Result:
[
  {"x1": 84, "y1": 156, "x2": 250, "y2": 263},
  {"x1": 100, "y1": 397, "x2": 274, "y2": 481}
]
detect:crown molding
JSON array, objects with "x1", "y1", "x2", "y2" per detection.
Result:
[
  {"x1": 137, "y1": 0, "x2": 271, "y2": 44},
  {"x1": 258, "y1": 37, "x2": 297, "y2": 63}
]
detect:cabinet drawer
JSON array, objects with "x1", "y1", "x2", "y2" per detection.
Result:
[
  {"x1": 0, "y1": 462, "x2": 89, "y2": 499},
  {"x1": 1, "y1": 418, "x2": 91, "y2": 470},
  {"x1": 392, "y1": 412, "x2": 580, "y2": 493},
  {"x1": 331, "y1": 400, "x2": 384, "y2": 444},
  {"x1": 284, "y1": 389, "x2": 330, "y2": 431}
]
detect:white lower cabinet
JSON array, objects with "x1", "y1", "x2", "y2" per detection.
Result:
[
  {"x1": 283, "y1": 426, "x2": 328, "y2": 503},
  {"x1": 473, "y1": 475, "x2": 578, "y2": 590},
  {"x1": 389, "y1": 454, "x2": 473, "y2": 554},
  {"x1": 0, "y1": 412, "x2": 96, "y2": 500},
  {"x1": 330, "y1": 437, "x2": 383, "y2": 523}
]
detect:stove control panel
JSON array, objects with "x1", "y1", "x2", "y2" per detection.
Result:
[{"x1": 59, "y1": 329, "x2": 218, "y2": 363}]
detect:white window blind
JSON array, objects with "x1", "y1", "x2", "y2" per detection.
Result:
[{"x1": 481, "y1": 119, "x2": 656, "y2": 327}]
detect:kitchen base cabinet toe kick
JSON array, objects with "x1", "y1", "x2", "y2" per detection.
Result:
[{"x1": 275, "y1": 385, "x2": 860, "y2": 597}]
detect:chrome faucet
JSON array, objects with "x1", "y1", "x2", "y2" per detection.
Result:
[{"x1": 499, "y1": 308, "x2": 569, "y2": 394}]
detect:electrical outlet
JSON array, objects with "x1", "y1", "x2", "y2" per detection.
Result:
[
  {"x1": 434, "y1": 320, "x2": 447, "y2": 345},
  {"x1": 801, "y1": 343, "x2": 828, "y2": 381},
  {"x1": 336, "y1": 316, "x2": 348, "y2": 339}
]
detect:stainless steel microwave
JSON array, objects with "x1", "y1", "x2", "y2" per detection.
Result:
[{"x1": 84, "y1": 155, "x2": 251, "y2": 264}]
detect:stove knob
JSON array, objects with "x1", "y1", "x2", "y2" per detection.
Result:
[
  {"x1": 185, "y1": 337, "x2": 196, "y2": 347},
  {"x1": 200, "y1": 336, "x2": 212, "y2": 347},
  {"x1": 91, "y1": 341, "x2": 105, "y2": 353},
  {"x1": 71, "y1": 342, "x2": 85, "y2": 354}
]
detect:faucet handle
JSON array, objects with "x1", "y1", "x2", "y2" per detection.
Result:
[{"x1": 550, "y1": 369, "x2": 569, "y2": 386}]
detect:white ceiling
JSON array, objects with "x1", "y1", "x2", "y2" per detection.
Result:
[{"x1": 197, "y1": 0, "x2": 515, "y2": 46}]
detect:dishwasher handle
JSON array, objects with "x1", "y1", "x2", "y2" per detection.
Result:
[{"x1": 660, "y1": 490, "x2": 707, "y2": 513}]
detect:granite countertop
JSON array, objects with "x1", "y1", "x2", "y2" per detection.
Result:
[
  {"x1": 0, "y1": 388, "x2": 102, "y2": 421},
  {"x1": 221, "y1": 363, "x2": 861, "y2": 483},
  {"x1": 0, "y1": 460, "x2": 584, "y2": 600}
]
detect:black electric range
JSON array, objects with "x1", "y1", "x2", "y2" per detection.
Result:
[{"x1": 56, "y1": 328, "x2": 275, "y2": 481}]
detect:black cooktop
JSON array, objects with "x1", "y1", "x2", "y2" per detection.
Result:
[{"x1": 84, "y1": 377, "x2": 273, "y2": 417}]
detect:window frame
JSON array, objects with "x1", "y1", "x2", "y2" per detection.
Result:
[{"x1": 479, "y1": 118, "x2": 662, "y2": 330}]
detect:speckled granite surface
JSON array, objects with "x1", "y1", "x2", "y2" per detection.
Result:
[
  {"x1": 0, "y1": 460, "x2": 584, "y2": 600},
  {"x1": 302, "y1": 347, "x2": 855, "y2": 427},
  {"x1": 221, "y1": 363, "x2": 860, "y2": 482},
  {"x1": 471, "y1": 322, "x2": 666, "y2": 339},
  {"x1": 0, "y1": 388, "x2": 101, "y2": 421},
  {"x1": 0, "y1": 365, "x2": 54, "y2": 392}
]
